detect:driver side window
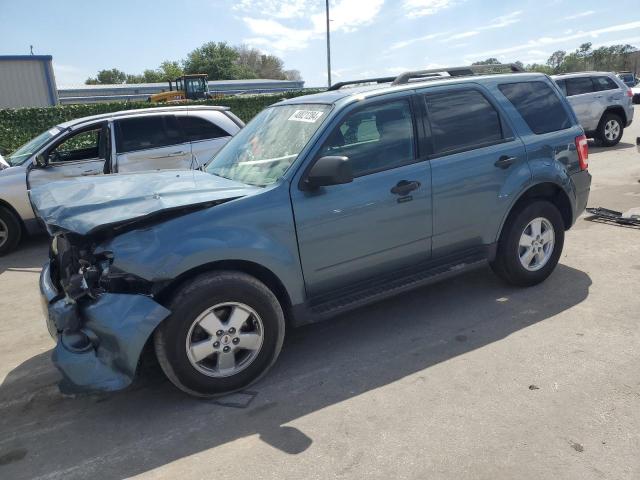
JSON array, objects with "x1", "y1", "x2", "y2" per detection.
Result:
[
  {"x1": 320, "y1": 100, "x2": 415, "y2": 177},
  {"x1": 50, "y1": 127, "x2": 102, "y2": 163}
]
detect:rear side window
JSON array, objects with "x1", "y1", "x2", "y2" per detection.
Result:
[
  {"x1": 425, "y1": 89, "x2": 503, "y2": 155},
  {"x1": 592, "y1": 76, "x2": 618, "y2": 91},
  {"x1": 180, "y1": 116, "x2": 229, "y2": 142},
  {"x1": 116, "y1": 115, "x2": 184, "y2": 153},
  {"x1": 499, "y1": 81, "x2": 571, "y2": 135},
  {"x1": 565, "y1": 77, "x2": 594, "y2": 96}
]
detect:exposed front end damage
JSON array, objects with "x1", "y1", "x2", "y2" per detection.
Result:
[{"x1": 40, "y1": 234, "x2": 170, "y2": 393}]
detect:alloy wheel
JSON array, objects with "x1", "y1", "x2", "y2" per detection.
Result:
[
  {"x1": 185, "y1": 302, "x2": 264, "y2": 378},
  {"x1": 518, "y1": 217, "x2": 555, "y2": 272}
]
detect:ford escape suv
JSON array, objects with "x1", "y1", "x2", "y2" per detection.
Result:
[
  {"x1": 36, "y1": 65, "x2": 591, "y2": 397},
  {"x1": 0, "y1": 105, "x2": 242, "y2": 255},
  {"x1": 552, "y1": 72, "x2": 634, "y2": 147}
]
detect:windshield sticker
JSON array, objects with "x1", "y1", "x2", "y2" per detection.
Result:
[{"x1": 288, "y1": 110, "x2": 324, "y2": 123}]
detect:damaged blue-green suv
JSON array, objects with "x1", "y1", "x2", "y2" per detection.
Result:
[{"x1": 36, "y1": 65, "x2": 591, "y2": 397}]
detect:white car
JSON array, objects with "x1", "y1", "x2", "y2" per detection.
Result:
[
  {"x1": 0, "y1": 105, "x2": 243, "y2": 255},
  {"x1": 0, "y1": 152, "x2": 8, "y2": 169}
]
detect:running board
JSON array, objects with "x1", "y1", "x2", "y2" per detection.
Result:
[{"x1": 308, "y1": 253, "x2": 488, "y2": 320}]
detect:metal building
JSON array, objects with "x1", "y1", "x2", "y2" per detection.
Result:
[{"x1": 0, "y1": 55, "x2": 59, "y2": 108}]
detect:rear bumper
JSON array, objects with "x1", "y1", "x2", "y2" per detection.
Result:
[
  {"x1": 39, "y1": 261, "x2": 171, "y2": 394},
  {"x1": 571, "y1": 170, "x2": 592, "y2": 222}
]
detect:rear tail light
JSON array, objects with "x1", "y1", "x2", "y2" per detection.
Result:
[
  {"x1": 575, "y1": 134, "x2": 588, "y2": 170},
  {"x1": 626, "y1": 88, "x2": 633, "y2": 98}
]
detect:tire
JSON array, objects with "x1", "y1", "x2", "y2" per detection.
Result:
[
  {"x1": 154, "y1": 271, "x2": 285, "y2": 397},
  {"x1": 0, "y1": 207, "x2": 22, "y2": 256},
  {"x1": 597, "y1": 112, "x2": 624, "y2": 147},
  {"x1": 490, "y1": 201, "x2": 564, "y2": 287}
]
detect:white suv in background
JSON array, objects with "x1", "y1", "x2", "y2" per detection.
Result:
[
  {"x1": 552, "y1": 72, "x2": 634, "y2": 147},
  {"x1": 0, "y1": 105, "x2": 243, "y2": 255}
]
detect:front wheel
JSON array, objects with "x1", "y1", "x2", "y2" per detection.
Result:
[
  {"x1": 0, "y1": 207, "x2": 22, "y2": 256},
  {"x1": 490, "y1": 201, "x2": 564, "y2": 287},
  {"x1": 154, "y1": 271, "x2": 285, "y2": 397}
]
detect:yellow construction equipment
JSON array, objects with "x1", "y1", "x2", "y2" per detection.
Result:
[{"x1": 148, "y1": 74, "x2": 211, "y2": 102}]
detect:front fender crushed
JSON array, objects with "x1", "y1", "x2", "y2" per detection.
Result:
[{"x1": 52, "y1": 293, "x2": 170, "y2": 394}]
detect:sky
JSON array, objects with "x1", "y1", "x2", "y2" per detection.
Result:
[{"x1": 1, "y1": 0, "x2": 639, "y2": 88}]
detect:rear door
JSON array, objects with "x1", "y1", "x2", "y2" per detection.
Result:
[
  {"x1": 178, "y1": 113, "x2": 233, "y2": 168},
  {"x1": 114, "y1": 114, "x2": 192, "y2": 172},
  {"x1": 421, "y1": 84, "x2": 528, "y2": 258},
  {"x1": 28, "y1": 122, "x2": 109, "y2": 190},
  {"x1": 564, "y1": 77, "x2": 599, "y2": 131}
]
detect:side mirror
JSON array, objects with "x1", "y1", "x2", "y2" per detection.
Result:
[
  {"x1": 305, "y1": 156, "x2": 353, "y2": 189},
  {"x1": 34, "y1": 153, "x2": 48, "y2": 168}
]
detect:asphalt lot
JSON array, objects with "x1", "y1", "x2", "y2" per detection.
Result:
[{"x1": 1, "y1": 121, "x2": 639, "y2": 480}]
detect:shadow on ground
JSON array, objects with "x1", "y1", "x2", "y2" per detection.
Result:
[
  {"x1": 0, "y1": 263, "x2": 591, "y2": 479},
  {"x1": 588, "y1": 140, "x2": 636, "y2": 153},
  {"x1": 0, "y1": 235, "x2": 48, "y2": 275}
]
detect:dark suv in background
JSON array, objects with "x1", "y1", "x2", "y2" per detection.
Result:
[{"x1": 36, "y1": 65, "x2": 591, "y2": 397}]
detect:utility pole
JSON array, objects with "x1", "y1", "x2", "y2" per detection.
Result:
[{"x1": 326, "y1": 0, "x2": 331, "y2": 88}]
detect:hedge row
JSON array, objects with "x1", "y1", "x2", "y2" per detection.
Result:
[{"x1": 0, "y1": 90, "x2": 322, "y2": 153}]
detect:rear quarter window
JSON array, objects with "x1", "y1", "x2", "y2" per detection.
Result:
[
  {"x1": 592, "y1": 76, "x2": 619, "y2": 91},
  {"x1": 498, "y1": 81, "x2": 572, "y2": 135}
]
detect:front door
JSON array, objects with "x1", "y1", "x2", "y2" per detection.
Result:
[
  {"x1": 28, "y1": 123, "x2": 108, "y2": 190},
  {"x1": 291, "y1": 97, "x2": 433, "y2": 297}
]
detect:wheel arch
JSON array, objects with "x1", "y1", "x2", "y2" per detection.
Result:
[
  {"x1": 497, "y1": 182, "x2": 573, "y2": 242},
  {"x1": 155, "y1": 259, "x2": 294, "y2": 327},
  {"x1": 601, "y1": 105, "x2": 627, "y2": 125}
]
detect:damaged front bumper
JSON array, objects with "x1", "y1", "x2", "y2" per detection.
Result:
[{"x1": 40, "y1": 261, "x2": 170, "y2": 394}]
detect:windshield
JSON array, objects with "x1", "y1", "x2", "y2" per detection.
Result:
[
  {"x1": 206, "y1": 104, "x2": 332, "y2": 186},
  {"x1": 8, "y1": 127, "x2": 61, "y2": 166}
]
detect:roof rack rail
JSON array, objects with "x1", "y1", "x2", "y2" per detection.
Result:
[
  {"x1": 392, "y1": 63, "x2": 524, "y2": 85},
  {"x1": 327, "y1": 76, "x2": 397, "y2": 91},
  {"x1": 328, "y1": 63, "x2": 524, "y2": 91}
]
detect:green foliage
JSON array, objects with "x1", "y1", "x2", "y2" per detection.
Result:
[
  {"x1": 86, "y1": 68, "x2": 128, "y2": 85},
  {"x1": 542, "y1": 43, "x2": 638, "y2": 74},
  {"x1": 86, "y1": 43, "x2": 298, "y2": 85},
  {"x1": 472, "y1": 58, "x2": 500, "y2": 65},
  {"x1": 183, "y1": 42, "x2": 255, "y2": 80},
  {"x1": 0, "y1": 91, "x2": 322, "y2": 153}
]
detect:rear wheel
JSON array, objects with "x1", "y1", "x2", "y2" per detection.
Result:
[
  {"x1": 0, "y1": 207, "x2": 22, "y2": 256},
  {"x1": 154, "y1": 271, "x2": 285, "y2": 397},
  {"x1": 597, "y1": 113, "x2": 623, "y2": 147},
  {"x1": 490, "y1": 201, "x2": 564, "y2": 287}
]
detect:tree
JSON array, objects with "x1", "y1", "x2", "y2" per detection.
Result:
[
  {"x1": 87, "y1": 43, "x2": 302, "y2": 85},
  {"x1": 183, "y1": 41, "x2": 254, "y2": 80},
  {"x1": 92, "y1": 68, "x2": 127, "y2": 84},
  {"x1": 158, "y1": 61, "x2": 183, "y2": 81},
  {"x1": 546, "y1": 50, "x2": 566, "y2": 73},
  {"x1": 525, "y1": 63, "x2": 553, "y2": 74},
  {"x1": 284, "y1": 69, "x2": 302, "y2": 81},
  {"x1": 472, "y1": 58, "x2": 500, "y2": 65}
]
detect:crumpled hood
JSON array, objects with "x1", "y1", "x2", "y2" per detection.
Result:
[{"x1": 30, "y1": 170, "x2": 259, "y2": 236}]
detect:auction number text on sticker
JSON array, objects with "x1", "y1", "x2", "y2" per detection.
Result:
[{"x1": 288, "y1": 110, "x2": 324, "y2": 123}]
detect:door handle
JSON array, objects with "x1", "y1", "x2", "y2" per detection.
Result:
[
  {"x1": 494, "y1": 155, "x2": 516, "y2": 169},
  {"x1": 391, "y1": 180, "x2": 421, "y2": 196}
]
